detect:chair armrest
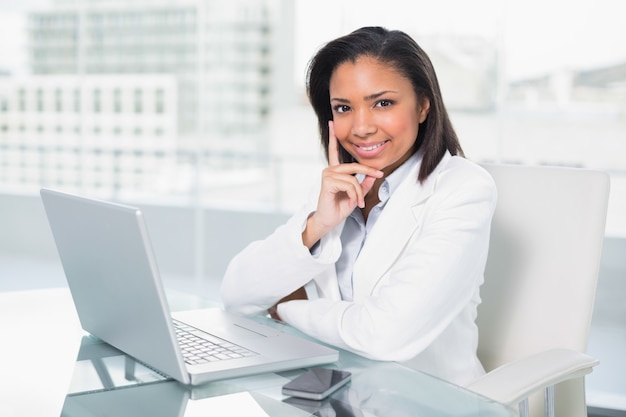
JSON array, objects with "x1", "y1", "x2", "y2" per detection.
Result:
[{"x1": 465, "y1": 348, "x2": 599, "y2": 406}]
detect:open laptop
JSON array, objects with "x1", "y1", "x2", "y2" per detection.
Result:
[{"x1": 40, "y1": 188, "x2": 338, "y2": 386}]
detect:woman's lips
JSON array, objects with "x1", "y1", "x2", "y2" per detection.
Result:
[{"x1": 353, "y1": 139, "x2": 390, "y2": 158}]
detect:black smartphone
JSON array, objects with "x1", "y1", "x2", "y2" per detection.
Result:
[{"x1": 282, "y1": 368, "x2": 352, "y2": 400}]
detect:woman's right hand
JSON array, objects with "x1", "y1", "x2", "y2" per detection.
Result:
[{"x1": 302, "y1": 121, "x2": 383, "y2": 248}]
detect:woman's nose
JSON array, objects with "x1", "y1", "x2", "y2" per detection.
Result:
[{"x1": 351, "y1": 109, "x2": 376, "y2": 138}]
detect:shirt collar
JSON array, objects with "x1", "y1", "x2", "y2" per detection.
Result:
[
  {"x1": 379, "y1": 152, "x2": 420, "y2": 203},
  {"x1": 354, "y1": 152, "x2": 420, "y2": 207}
]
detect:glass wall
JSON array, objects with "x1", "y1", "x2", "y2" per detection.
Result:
[{"x1": 1, "y1": 0, "x2": 624, "y2": 412}]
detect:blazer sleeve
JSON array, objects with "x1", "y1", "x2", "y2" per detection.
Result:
[
  {"x1": 276, "y1": 160, "x2": 497, "y2": 362},
  {"x1": 220, "y1": 195, "x2": 343, "y2": 316}
]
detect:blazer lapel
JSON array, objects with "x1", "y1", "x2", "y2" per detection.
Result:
[{"x1": 351, "y1": 152, "x2": 449, "y2": 298}]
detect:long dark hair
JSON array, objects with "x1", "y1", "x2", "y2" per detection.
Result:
[{"x1": 306, "y1": 26, "x2": 464, "y2": 182}]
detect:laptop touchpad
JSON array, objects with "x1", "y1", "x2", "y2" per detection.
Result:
[{"x1": 172, "y1": 308, "x2": 281, "y2": 339}]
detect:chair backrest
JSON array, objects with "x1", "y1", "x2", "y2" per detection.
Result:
[{"x1": 477, "y1": 164, "x2": 610, "y2": 415}]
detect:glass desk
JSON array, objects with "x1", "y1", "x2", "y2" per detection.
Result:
[{"x1": 0, "y1": 288, "x2": 516, "y2": 417}]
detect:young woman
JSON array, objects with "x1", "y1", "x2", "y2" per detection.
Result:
[{"x1": 220, "y1": 26, "x2": 497, "y2": 386}]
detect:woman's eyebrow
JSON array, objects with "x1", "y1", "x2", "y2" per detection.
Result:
[
  {"x1": 364, "y1": 90, "x2": 397, "y2": 101},
  {"x1": 331, "y1": 90, "x2": 398, "y2": 103}
]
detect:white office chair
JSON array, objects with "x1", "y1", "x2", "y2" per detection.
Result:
[{"x1": 466, "y1": 164, "x2": 610, "y2": 417}]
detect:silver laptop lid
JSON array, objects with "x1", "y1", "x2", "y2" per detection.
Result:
[{"x1": 40, "y1": 188, "x2": 189, "y2": 384}]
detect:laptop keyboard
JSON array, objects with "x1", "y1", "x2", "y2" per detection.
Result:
[{"x1": 173, "y1": 319, "x2": 257, "y2": 365}]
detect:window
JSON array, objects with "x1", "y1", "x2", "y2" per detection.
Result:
[
  {"x1": 93, "y1": 89, "x2": 101, "y2": 113},
  {"x1": 113, "y1": 88, "x2": 122, "y2": 113},
  {"x1": 134, "y1": 88, "x2": 142, "y2": 113},
  {"x1": 36, "y1": 88, "x2": 44, "y2": 112},
  {"x1": 55, "y1": 88, "x2": 62, "y2": 112},
  {"x1": 73, "y1": 89, "x2": 80, "y2": 113},
  {"x1": 155, "y1": 88, "x2": 164, "y2": 113},
  {"x1": 18, "y1": 88, "x2": 26, "y2": 112}
]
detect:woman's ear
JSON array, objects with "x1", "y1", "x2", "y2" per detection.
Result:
[{"x1": 418, "y1": 97, "x2": 431, "y2": 123}]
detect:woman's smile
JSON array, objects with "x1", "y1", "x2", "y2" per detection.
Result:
[{"x1": 353, "y1": 139, "x2": 391, "y2": 157}]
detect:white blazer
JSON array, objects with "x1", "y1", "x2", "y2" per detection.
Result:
[{"x1": 221, "y1": 152, "x2": 497, "y2": 386}]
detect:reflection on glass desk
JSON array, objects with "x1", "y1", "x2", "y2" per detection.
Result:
[
  {"x1": 62, "y1": 325, "x2": 516, "y2": 417},
  {"x1": 0, "y1": 287, "x2": 515, "y2": 416}
]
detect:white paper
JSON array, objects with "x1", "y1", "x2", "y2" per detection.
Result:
[{"x1": 184, "y1": 392, "x2": 269, "y2": 417}]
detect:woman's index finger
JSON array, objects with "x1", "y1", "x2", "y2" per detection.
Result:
[{"x1": 328, "y1": 120, "x2": 341, "y2": 166}]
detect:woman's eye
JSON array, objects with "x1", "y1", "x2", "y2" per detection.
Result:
[
  {"x1": 376, "y1": 99, "x2": 393, "y2": 108},
  {"x1": 333, "y1": 105, "x2": 350, "y2": 113}
]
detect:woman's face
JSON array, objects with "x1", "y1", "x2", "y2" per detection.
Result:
[{"x1": 329, "y1": 56, "x2": 430, "y2": 175}]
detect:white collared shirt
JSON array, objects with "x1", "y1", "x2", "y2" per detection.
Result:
[{"x1": 336, "y1": 153, "x2": 420, "y2": 301}]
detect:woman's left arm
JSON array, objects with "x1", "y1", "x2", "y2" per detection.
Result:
[{"x1": 276, "y1": 163, "x2": 497, "y2": 361}]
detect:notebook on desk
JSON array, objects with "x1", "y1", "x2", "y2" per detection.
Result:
[{"x1": 40, "y1": 188, "x2": 338, "y2": 386}]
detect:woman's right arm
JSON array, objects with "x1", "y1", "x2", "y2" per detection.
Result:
[{"x1": 220, "y1": 202, "x2": 340, "y2": 316}]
